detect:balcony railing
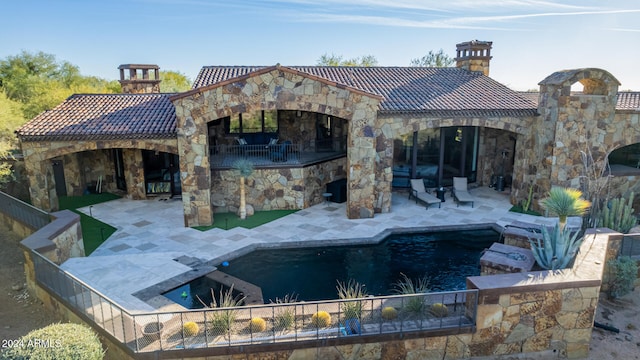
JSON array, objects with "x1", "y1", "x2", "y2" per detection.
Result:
[
  {"x1": 210, "y1": 136, "x2": 347, "y2": 168},
  {"x1": 31, "y1": 248, "x2": 478, "y2": 354}
]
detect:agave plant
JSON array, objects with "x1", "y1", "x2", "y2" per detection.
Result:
[
  {"x1": 529, "y1": 223, "x2": 583, "y2": 270},
  {"x1": 541, "y1": 187, "x2": 591, "y2": 228}
]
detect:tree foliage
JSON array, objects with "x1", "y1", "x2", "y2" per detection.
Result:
[
  {"x1": 410, "y1": 49, "x2": 454, "y2": 67},
  {"x1": 0, "y1": 51, "x2": 120, "y2": 143},
  {"x1": 317, "y1": 53, "x2": 378, "y2": 67},
  {"x1": 160, "y1": 70, "x2": 192, "y2": 92}
]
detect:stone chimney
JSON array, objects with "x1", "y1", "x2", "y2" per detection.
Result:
[
  {"x1": 118, "y1": 64, "x2": 161, "y2": 94},
  {"x1": 455, "y1": 40, "x2": 492, "y2": 76}
]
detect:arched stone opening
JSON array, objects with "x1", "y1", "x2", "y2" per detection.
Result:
[
  {"x1": 171, "y1": 65, "x2": 381, "y2": 226},
  {"x1": 21, "y1": 138, "x2": 179, "y2": 211}
]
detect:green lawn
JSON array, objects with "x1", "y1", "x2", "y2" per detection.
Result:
[
  {"x1": 58, "y1": 193, "x2": 120, "y2": 255},
  {"x1": 194, "y1": 210, "x2": 298, "y2": 231}
]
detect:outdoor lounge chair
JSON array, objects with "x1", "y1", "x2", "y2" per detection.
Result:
[
  {"x1": 409, "y1": 179, "x2": 441, "y2": 210},
  {"x1": 452, "y1": 177, "x2": 474, "y2": 208}
]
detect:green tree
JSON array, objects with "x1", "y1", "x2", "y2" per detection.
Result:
[
  {"x1": 160, "y1": 70, "x2": 192, "y2": 92},
  {"x1": 410, "y1": 49, "x2": 454, "y2": 67},
  {"x1": 0, "y1": 51, "x2": 120, "y2": 119},
  {"x1": 317, "y1": 53, "x2": 378, "y2": 67},
  {"x1": 0, "y1": 92, "x2": 26, "y2": 150}
]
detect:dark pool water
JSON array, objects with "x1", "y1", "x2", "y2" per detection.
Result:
[{"x1": 164, "y1": 228, "x2": 499, "y2": 307}]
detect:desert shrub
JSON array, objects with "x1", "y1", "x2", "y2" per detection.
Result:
[
  {"x1": 608, "y1": 256, "x2": 639, "y2": 298},
  {"x1": 381, "y1": 306, "x2": 398, "y2": 320},
  {"x1": 182, "y1": 321, "x2": 199, "y2": 336},
  {"x1": 249, "y1": 317, "x2": 267, "y2": 332},
  {"x1": 204, "y1": 285, "x2": 245, "y2": 336},
  {"x1": 311, "y1": 311, "x2": 332, "y2": 328},
  {"x1": 429, "y1": 303, "x2": 449, "y2": 318},
  {"x1": 393, "y1": 273, "x2": 429, "y2": 315},
  {"x1": 0, "y1": 323, "x2": 103, "y2": 360},
  {"x1": 271, "y1": 293, "x2": 297, "y2": 331},
  {"x1": 336, "y1": 279, "x2": 367, "y2": 319}
]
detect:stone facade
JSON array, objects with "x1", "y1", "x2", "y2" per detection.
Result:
[
  {"x1": 511, "y1": 69, "x2": 627, "y2": 211},
  {"x1": 172, "y1": 65, "x2": 381, "y2": 226},
  {"x1": 21, "y1": 139, "x2": 177, "y2": 211},
  {"x1": 211, "y1": 158, "x2": 346, "y2": 212}
]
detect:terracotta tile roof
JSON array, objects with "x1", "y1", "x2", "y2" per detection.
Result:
[
  {"x1": 17, "y1": 94, "x2": 176, "y2": 141},
  {"x1": 616, "y1": 92, "x2": 640, "y2": 111},
  {"x1": 517, "y1": 91, "x2": 640, "y2": 112},
  {"x1": 194, "y1": 66, "x2": 539, "y2": 117}
]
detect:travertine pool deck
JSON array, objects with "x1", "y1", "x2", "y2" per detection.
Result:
[{"x1": 61, "y1": 187, "x2": 575, "y2": 313}]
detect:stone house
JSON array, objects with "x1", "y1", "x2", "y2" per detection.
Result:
[{"x1": 16, "y1": 41, "x2": 640, "y2": 227}]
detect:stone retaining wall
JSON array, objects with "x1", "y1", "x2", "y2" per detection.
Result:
[{"x1": 211, "y1": 157, "x2": 346, "y2": 212}]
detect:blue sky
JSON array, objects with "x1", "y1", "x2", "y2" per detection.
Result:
[{"x1": 1, "y1": 0, "x2": 639, "y2": 90}]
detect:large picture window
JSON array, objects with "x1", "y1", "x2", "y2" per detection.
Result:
[
  {"x1": 392, "y1": 126, "x2": 478, "y2": 188},
  {"x1": 226, "y1": 110, "x2": 278, "y2": 134}
]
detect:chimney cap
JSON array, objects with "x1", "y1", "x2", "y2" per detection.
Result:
[{"x1": 117, "y1": 64, "x2": 160, "y2": 70}]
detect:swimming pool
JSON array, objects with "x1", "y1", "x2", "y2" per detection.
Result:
[{"x1": 163, "y1": 228, "x2": 499, "y2": 307}]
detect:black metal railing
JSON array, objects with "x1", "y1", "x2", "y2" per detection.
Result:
[
  {"x1": 31, "y1": 248, "x2": 478, "y2": 353},
  {"x1": 621, "y1": 233, "x2": 640, "y2": 257},
  {"x1": 210, "y1": 137, "x2": 347, "y2": 168},
  {"x1": 0, "y1": 191, "x2": 50, "y2": 230}
]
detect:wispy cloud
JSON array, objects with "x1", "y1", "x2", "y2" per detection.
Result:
[
  {"x1": 288, "y1": 8, "x2": 640, "y2": 30},
  {"x1": 607, "y1": 27, "x2": 640, "y2": 32},
  {"x1": 133, "y1": 0, "x2": 640, "y2": 31}
]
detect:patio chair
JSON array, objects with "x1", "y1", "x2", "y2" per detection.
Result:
[
  {"x1": 452, "y1": 177, "x2": 474, "y2": 208},
  {"x1": 409, "y1": 179, "x2": 441, "y2": 210}
]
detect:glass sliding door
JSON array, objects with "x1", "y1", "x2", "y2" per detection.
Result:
[
  {"x1": 415, "y1": 128, "x2": 440, "y2": 187},
  {"x1": 392, "y1": 126, "x2": 478, "y2": 188}
]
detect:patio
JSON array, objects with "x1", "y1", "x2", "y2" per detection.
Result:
[{"x1": 60, "y1": 186, "x2": 574, "y2": 313}]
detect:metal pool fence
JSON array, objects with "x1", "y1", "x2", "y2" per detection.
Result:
[
  {"x1": 32, "y1": 249, "x2": 478, "y2": 353},
  {"x1": 0, "y1": 191, "x2": 50, "y2": 230},
  {"x1": 621, "y1": 233, "x2": 640, "y2": 258}
]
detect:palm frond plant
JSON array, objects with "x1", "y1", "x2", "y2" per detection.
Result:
[
  {"x1": 392, "y1": 273, "x2": 430, "y2": 315},
  {"x1": 528, "y1": 223, "x2": 583, "y2": 270},
  {"x1": 232, "y1": 159, "x2": 254, "y2": 220},
  {"x1": 336, "y1": 279, "x2": 367, "y2": 320},
  {"x1": 541, "y1": 187, "x2": 591, "y2": 228}
]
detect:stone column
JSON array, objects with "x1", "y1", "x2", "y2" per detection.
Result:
[
  {"x1": 122, "y1": 149, "x2": 146, "y2": 200},
  {"x1": 373, "y1": 122, "x2": 393, "y2": 214},
  {"x1": 346, "y1": 112, "x2": 377, "y2": 219},
  {"x1": 24, "y1": 157, "x2": 57, "y2": 212},
  {"x1": 175, "y1": 106, "x2": 212, "y2": 227}
]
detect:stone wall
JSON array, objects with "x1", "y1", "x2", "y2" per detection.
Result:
[
  {"x1": 19, "y1": 210, "x2": 85, "y2": 265},
  {"x1": 60, "y1": 150, "x2": 116, "y2": 196},
  {"x1": 478, "y1": 127, "x2": 516, "y2": 187},
  {"x1": 21, "y1": 138, "x2": 177, "y2": 211},
  {"x1": 211, "y1": 157, "x2": 346, "y2": 212},
  {"x1": 511, "y1": 69, "x2": 629, "y2": 211}
]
